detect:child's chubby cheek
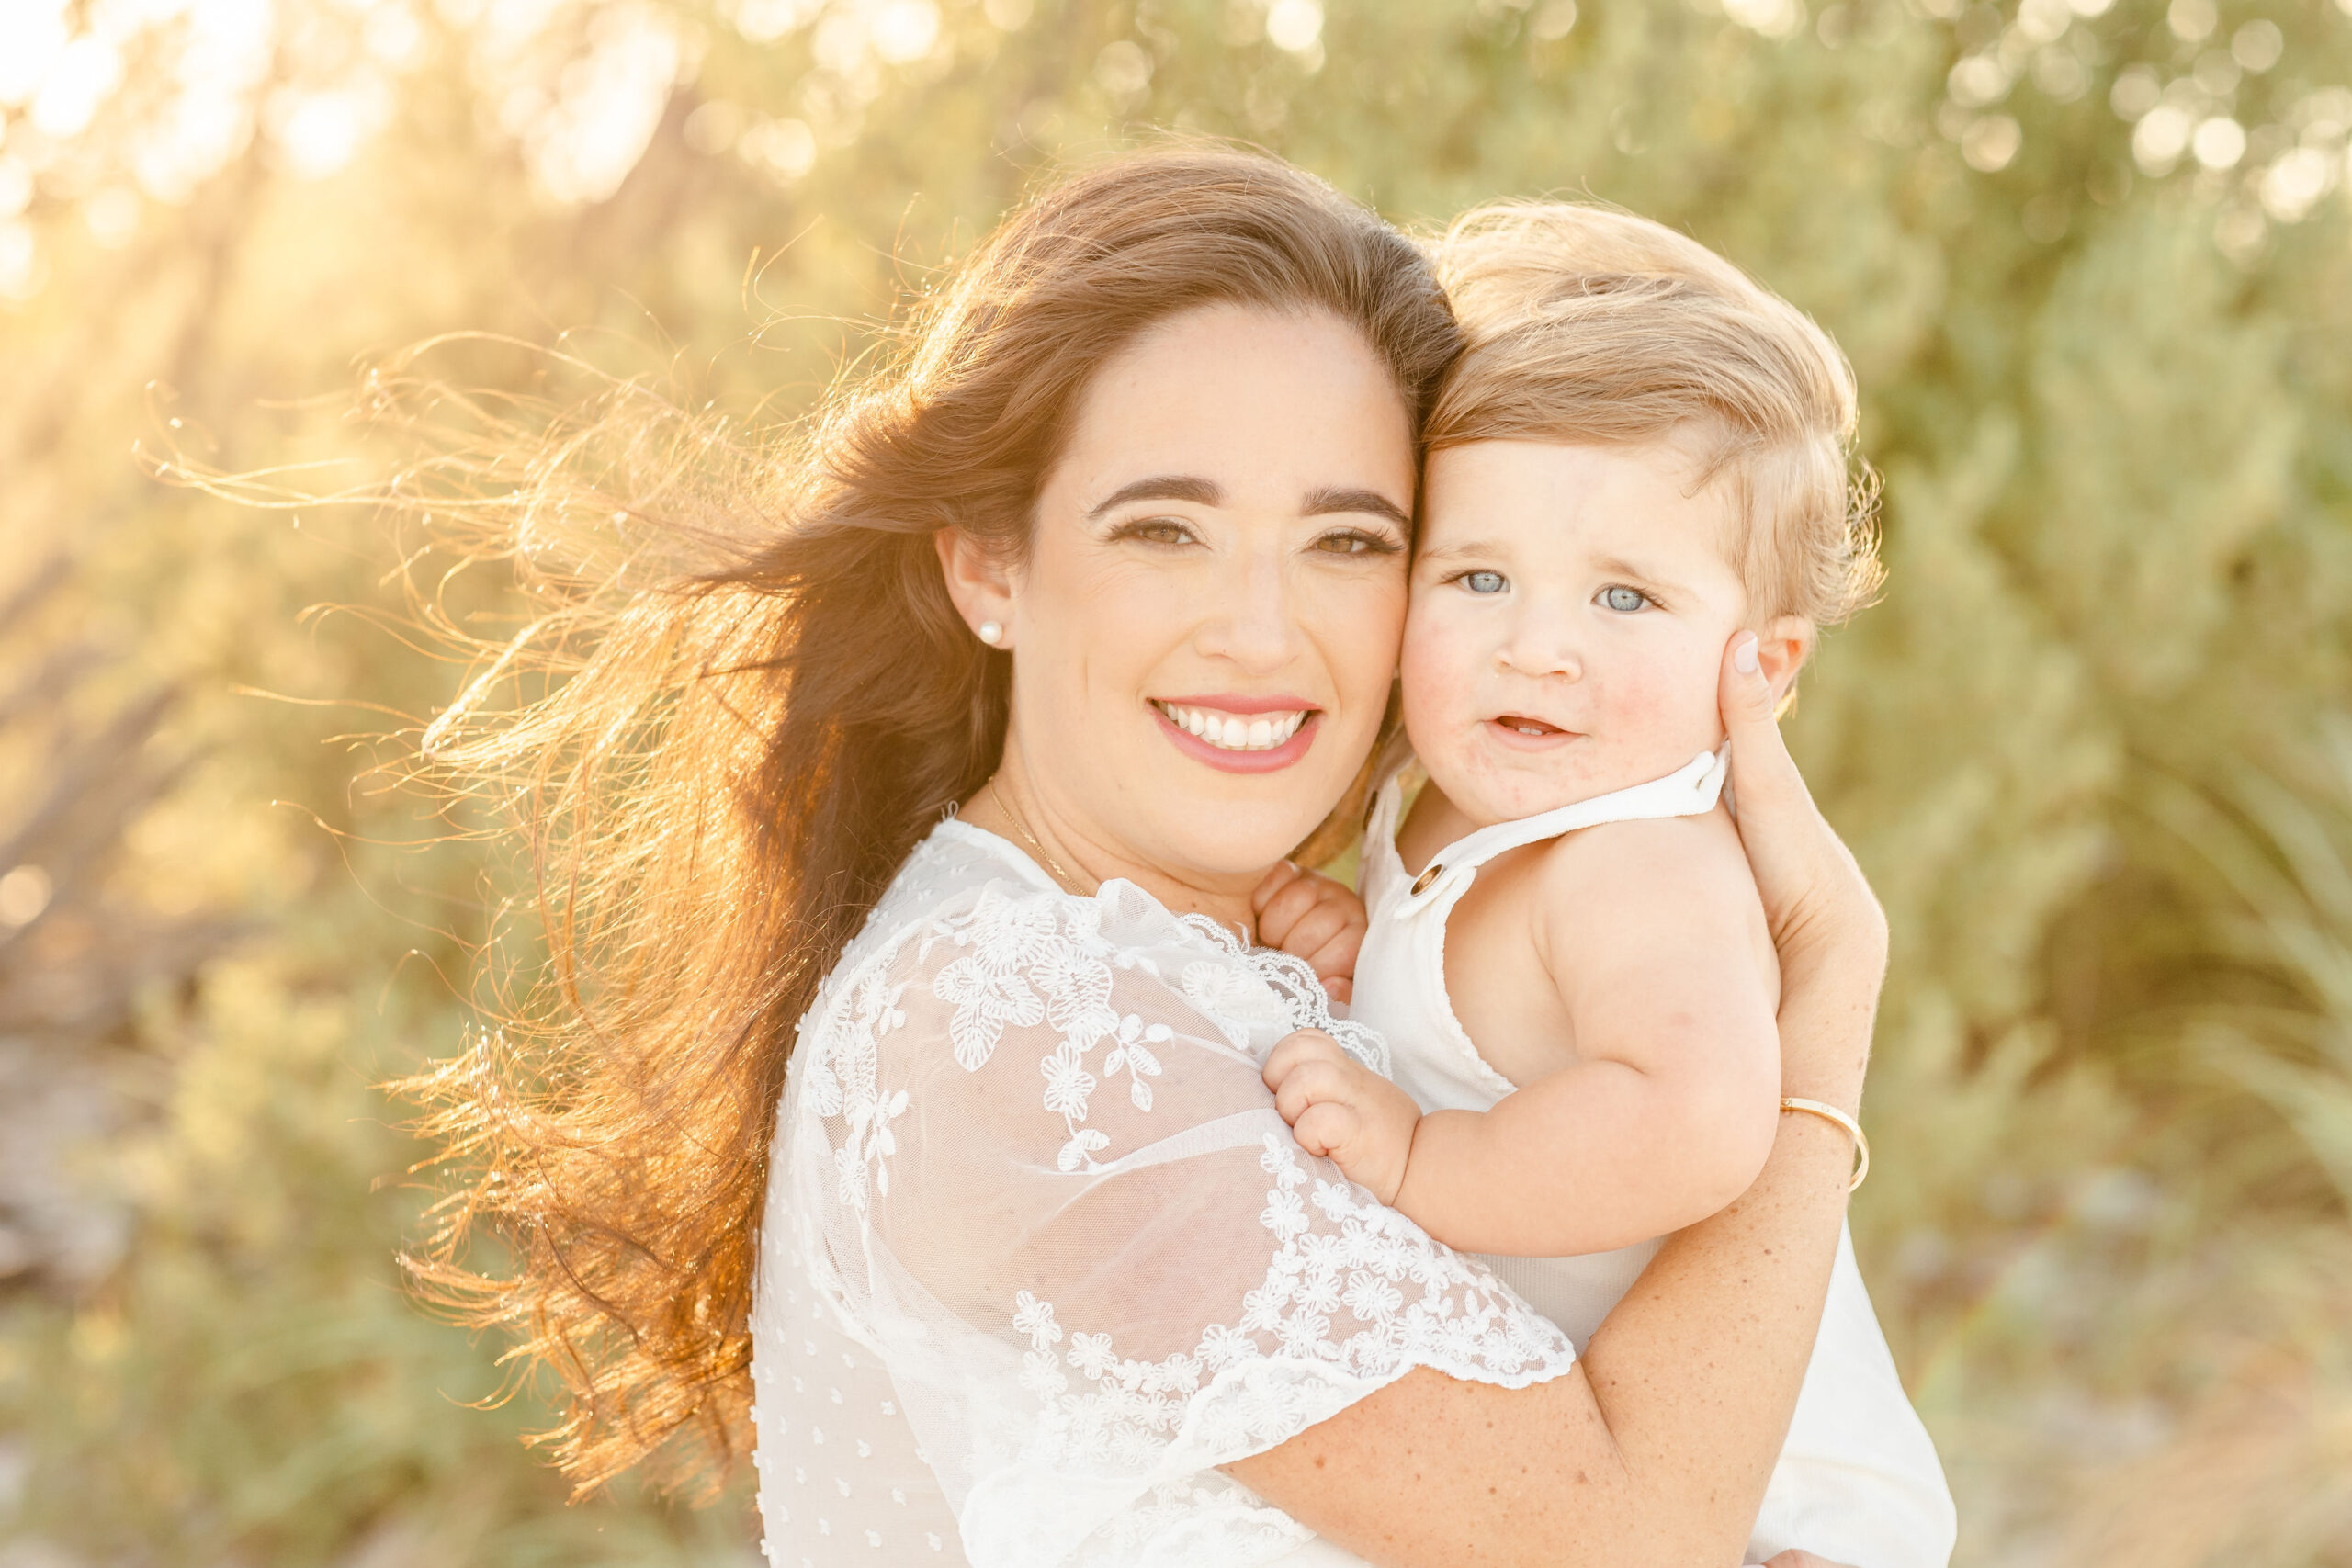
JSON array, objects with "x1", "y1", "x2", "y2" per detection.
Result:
[
  {"x1": 1573, "y1": 663, "x2": 1724, "y2": 795},
  {"x1": 1401, "y1": 633, "x2": 1726, "y2": 826}
]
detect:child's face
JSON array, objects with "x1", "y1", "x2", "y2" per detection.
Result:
[{"x1": 1404, "y1": 435, "x2": 1759, "y2": 829}]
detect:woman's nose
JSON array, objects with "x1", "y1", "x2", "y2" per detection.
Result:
[{"x1": 1197, "y1": 549, "x2": 1303, "y2": 671}]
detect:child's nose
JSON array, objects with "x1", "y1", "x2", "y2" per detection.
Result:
[{"x1": 1497, "y1": 612, "x2": 1582, "y2": 681}]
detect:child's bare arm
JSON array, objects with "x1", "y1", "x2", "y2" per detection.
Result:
[{"x1": 1394, "y1": 814, "x2": 1783, "y2": 1255}]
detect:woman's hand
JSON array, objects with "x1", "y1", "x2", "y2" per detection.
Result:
[
  {"x1": 1719, "y1": 632, "x2": 1887, "y2": 1112},
  {"x1": 1251, "y1": 861, "x2": 1368, "y2": 1006}
]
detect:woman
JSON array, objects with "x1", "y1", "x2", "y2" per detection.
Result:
[{"x1": 413, "y1": 148, "x2": 1885, "y2": 1567}]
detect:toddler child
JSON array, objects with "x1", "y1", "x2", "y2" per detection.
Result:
[{"x1": 1259, "y1": 202, "x2": 1955, "y2": 1568}]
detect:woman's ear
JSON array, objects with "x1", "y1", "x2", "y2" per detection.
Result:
[
  {"x1": 934, "y1": 528, "x2": 1018, "y2": 648},
  {"x1": 1755, "y1": 615, "x2": 1816, "y2": 711}
]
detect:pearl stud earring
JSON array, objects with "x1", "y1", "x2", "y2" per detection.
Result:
[{"x1": 977, "y1": 620, "x2": 1004, "y2": 646}]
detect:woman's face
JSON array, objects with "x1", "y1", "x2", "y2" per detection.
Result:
[{"x1": 978, "y1": 303, "x2": 1416, "y2": 892}]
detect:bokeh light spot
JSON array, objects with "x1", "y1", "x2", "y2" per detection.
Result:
[
  {"x1": 2166, "y1": 0, "x2": 2214, "y2": 43},
  {"x1": 0, "y1": 865, "x2": 54, "y2": 928},
  {"x1": 866, "y1": 0, "x2": 939, "y2": 64},
  {"x1": 1962, "y1": 114, "x2": 2022, "y2": 172},
  {"x1": 1724, "y1": 0, "x2": 1805, "y2": 39},
  {"x1": 1265, "y1": 0, "x2": 1322, "y2": 53},
  {"x1": 2192, "y1": 116, "x2": 2246, "y2": 171}
]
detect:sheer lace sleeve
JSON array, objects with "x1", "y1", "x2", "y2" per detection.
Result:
[{"x1": 775, "y1": 829, "x2": 1577, "y2": 1568}]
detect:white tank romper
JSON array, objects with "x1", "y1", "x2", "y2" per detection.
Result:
[{"x1": 1350, "y1": 750, "x2": 1957, "y2": 1568}]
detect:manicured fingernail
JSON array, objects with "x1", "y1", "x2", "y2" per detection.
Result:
[{"x1": 1733, "y1": 634, "x2": 1760, "y2": 674}]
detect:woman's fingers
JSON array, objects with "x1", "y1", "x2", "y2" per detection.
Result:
[
  {"x1": 1717, "y1": 632, "x2": 1887, "y2": 971},
  {"x1": 1719, "y1": 632, "x2": 1806, "y2": 815}
]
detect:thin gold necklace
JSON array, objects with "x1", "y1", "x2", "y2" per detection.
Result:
[{"x1": 983, "y1": 781, "x2": 1090, "y2": 895}]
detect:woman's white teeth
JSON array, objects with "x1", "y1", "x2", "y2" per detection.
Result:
[{"x1": 1155, "y1": 703, "x2": 1307, "y2": 751}]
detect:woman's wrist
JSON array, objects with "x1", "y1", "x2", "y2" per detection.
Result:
[{"x1": 1771, "y1": 940, "x2": 1882, "y2": 1116}]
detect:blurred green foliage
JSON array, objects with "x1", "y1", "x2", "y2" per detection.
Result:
[{"x1": 4, "y1": 0, "x2": 2352, "y2": 1562}]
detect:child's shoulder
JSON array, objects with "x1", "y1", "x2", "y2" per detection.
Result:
[{"x1": 1525, "y1": 807, "x2": 1761, "y2": 932}]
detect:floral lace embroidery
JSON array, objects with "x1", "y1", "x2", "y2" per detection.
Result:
[
  {"x1": 774, "y1": 825, "x2": 1581, "y2": 1568},
  {"x1": 806, "y1": 838, "x2": 1394, "y2": 1207},
  {"x1": 924, "y1": 887, "x2": 1176, "y2": 1171},
  {"x1": 1008, "y1": 1134, "x2": 1574, "y2": 1472},
  {"x1": 801, "y1": 964, "x2": 910, "y2": 1211}
]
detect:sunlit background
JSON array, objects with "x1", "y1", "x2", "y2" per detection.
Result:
[{"x1": 4, "y1": 0, "x2": 2352, "y2": 1562}]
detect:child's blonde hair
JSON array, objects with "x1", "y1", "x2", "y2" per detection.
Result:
[{"x1": 1428, "y1": 201, "x2": 1883, "y2": 626}]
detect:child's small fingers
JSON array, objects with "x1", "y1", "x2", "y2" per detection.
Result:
[
  {"x1": 1250, "y1": 859, "x2": 1304, "y2": 915},
  {"x1": 1278, "y1": 904, "x2": 1351, "y2": 964},
  {"x1": 1259, "y1": 875, "x2": 1329, "y2": 942},
  {"x1": 1271, "y1": 1057, "x2": 1352, "y2": 1124},
  {"x1": 1303, "y1": 928, "x2": 1363, "y2": 987},
  {"x1": 1320, "y1": 975, "x2": 1351, "y2": 1007},
  {"x1": 1262, "y1": 1028, "x2": 1340, "y2": 1089},
  {"x1": 1292, "y1": 1101, "x2": 1360, "y2": 1161}
]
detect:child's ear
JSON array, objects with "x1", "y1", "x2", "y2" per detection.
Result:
[
  {"x1": 1755, "y1": 615, "x2": 1816, "y2": 712},
  {"x1": 934, "y1": 527, "x2": 1019, "y2": 647}
]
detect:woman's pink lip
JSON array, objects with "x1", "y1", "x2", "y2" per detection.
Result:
[
  {"x1": 1153, "y1": 705, "x2": 1321, "y2": 774},
  {"x1": 1155, "y1": 693, "x2": 1317, "y2": 716}
]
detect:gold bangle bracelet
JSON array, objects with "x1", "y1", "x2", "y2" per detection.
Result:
[{"x1": 1780, "y1": 1098, "x2": 1870, "y2": 1192}]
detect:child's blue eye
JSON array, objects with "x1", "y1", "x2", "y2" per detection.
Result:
[
  {"x1": 1464, "y1": 570, "x2": 1506, "y2": 595},
  {"x1": 1600, "y1": 585, "x2": 1648, "y2": 613}
]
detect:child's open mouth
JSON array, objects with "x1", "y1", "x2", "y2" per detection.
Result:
[{"x1": 1492, "y1": 714, "x2": 1570, "y2": 739}]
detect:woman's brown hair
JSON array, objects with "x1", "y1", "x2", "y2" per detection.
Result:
[{"x1": 395, "y1": 146, "x2": 1461, "y2": 1498}]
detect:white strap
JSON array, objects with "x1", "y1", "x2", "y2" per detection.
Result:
[{"x1": 1396, "y1": 747, "x2": 1729, "y2": 916}]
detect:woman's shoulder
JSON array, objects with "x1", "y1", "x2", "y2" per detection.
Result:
[
  {"x1": 827, "y1": 818, "x2": 1052, "y2": 961},
  {"x1": 808, "y1": 816, "x2": 1389, "y2": 1078}
]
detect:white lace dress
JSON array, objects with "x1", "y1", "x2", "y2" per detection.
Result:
[{"x1": 751, "y1": 818, "x2": 1579, "y2": 1568}]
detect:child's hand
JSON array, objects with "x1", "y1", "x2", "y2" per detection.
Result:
[
  {"x1": 1262, "y1": 1029, "x2": 1419, "y2": 1205},
  {"x1": 1251, "y1": 862, "x2": 1367, "y2": 1006}
]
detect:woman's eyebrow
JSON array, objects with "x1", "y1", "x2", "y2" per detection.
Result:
[
  {"x1": 1087, "y1": 475, "x2": 1223, "y2": 518},
  {"x1": 1302, "y1": 485, "x2": 1412, "y2": 528}
]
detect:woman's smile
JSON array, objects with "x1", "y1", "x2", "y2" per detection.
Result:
[{"x1": 1151, "y1": 695, "x2": 1322, "y2": 773}]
